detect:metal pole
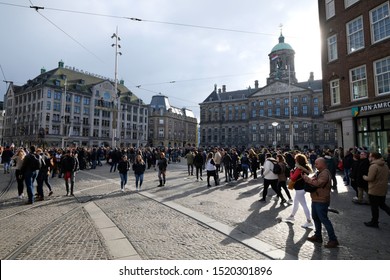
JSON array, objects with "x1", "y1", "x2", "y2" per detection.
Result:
[
  {"x1": 288, "y1": 64, "x2": 293, "y2": 150},
  {"x1": 112, "y1": 27, "x2": 121, "y2": 148}
]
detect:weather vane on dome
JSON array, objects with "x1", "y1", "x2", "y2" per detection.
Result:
[{"x1": 279, "y1": 23, "x2": 283, "y2": 35}]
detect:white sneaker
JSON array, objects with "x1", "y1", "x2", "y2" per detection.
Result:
[
  {"x1": 285, "y1": 216, "x2": 295, "y2": 222},
  {"x1": 301, "y1": 221, "x2": 313, "y2": 228},
  {"x1": 121, "y1": 188, "x2": 124, "y2": 192}
]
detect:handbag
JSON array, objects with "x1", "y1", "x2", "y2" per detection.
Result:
[
  {"x1": 304, "y1": 183, "x2": 317, "y2": 193},
  {"x1": 288, "y1": 178, "x2": 301, "y2": 190}
]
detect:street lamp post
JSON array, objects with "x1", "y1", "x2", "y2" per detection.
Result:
[
  {"x1": 111, "y1": 27, "x2": 122, "y2": 148},
  {"x1": 272, "y1": 121, "x2": 278, "y2": 149}
]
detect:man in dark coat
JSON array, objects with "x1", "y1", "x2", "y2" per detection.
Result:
[{"x1": 354, "y1": 150, "x2": 370, "y2": 204}]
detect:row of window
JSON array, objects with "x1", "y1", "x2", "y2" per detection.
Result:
[
  {"x1": 202, "y1": 132, "x2": 335, "y2": 144},
  {"x1": 203, "y1": 105, "x2": 321, "y2": 121},
  {"x1": 330, "y1": 56, "x2": 390, "y2": 105},
  {"x1": 327, "y1": 2, "x2": 390, "y2": 60}
]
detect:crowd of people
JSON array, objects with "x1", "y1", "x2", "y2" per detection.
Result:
[{"x1": 1, "y1": 143, "x2": 389, "y2": 248}]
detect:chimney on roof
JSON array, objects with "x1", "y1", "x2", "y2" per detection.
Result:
[
  {"x1": 120, "y1": 79, "x2": 124, "y2": 85},
  {"x1": 218, "y1": 88, "x2": 222, "y2": 94},
  {"x1": 41, "y1": 67, "x2": 46, "y2": 74},
  {"x1": 222, "y1": 85, "x2": 226, "y2": 93},
  {"x1": 58, "y1": 60, "x2": 64, "y2": 68},
  {"x1": 214, "y1": 84, "x2": 217, "y2": 92},
  {"x1": 254, "y1": 80, "x2": 259, "y2": 89},
  {"x1": 308, "y1": 72, "x2": 314, "y2": 82}
]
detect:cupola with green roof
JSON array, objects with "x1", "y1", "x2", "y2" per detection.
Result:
[{"x1": 267, "y1": 33, "x2": 297, "y2": 85}]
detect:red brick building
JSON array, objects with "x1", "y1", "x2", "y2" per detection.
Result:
[{"x1": 318, "y1": 0, "x2": 390, "y2": 157}]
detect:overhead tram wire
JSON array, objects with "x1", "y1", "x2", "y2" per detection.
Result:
[
  {"x1": 32, "y1": 10, "x2": 105, "y2": 63},
  {"x1": 0, "y1": 2, "x2": 277, "y2": 37}
]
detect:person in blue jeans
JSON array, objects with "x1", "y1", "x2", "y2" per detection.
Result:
[
  {"x1": 132, "y1": 154, "x2": 146, "y2": 191},
  {"x1": 117, "y1": 155, "x2": 130, "y2": 192},
  {"x1": 20, "y1": 146, "x2": 40, "y2": 204},
  {"x1": 302, "y1": 157, "x2": 339, "y2": 248}
]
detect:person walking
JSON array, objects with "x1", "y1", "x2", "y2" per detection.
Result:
[
  {"x1": 61, "y1": 150, "x2": 79, "y2": 196},
  {"x1": 185, "y1": 150, "x2": 195, "y2": 176},
  {"x1": 118, "y1": 155, "x2": 130, "y2": 192},
  {"x1": 132, "y1": 154, "x2": 146, "y2": 191},
  {"x1": 349, "y1": 153, "x2": 360, "y2": 200},
  {"x1": 342, "y1": 148, "x2": 353, "y2": 186},
  {"x1": 193, "y1": 150, "x2": 204, "y2": 182},
  {"x1": 249, "y1": 149, "x2": 259, "y2": 179},
  {"x1": 324, "y1": 151, "x2": 337, "y2": 190},
  {"x1": 1, "y1": 145, "x2": 14, "y2": 174},
  {"x1": 205, "y1": 152, "x2": 218, "y2": 188},
  {"x1": 259, "y1": 153, "x2": 284, "y2": 203},
  {"x1": 354, "y1": 150, "x2": 370, "y2": 204},
  {"x1": 240, "y1": 151, "x2": 250, "y2": 179},
  {"x1": 157, "y1": 152, "x2": 168, "y2": 187},
  {"x1": 109, "y1": 148, "x2": 121, "y2": 173},
  {"x1": 362, "y1": 152, "x2": 390, "y2": 228},
  {"x1": 284, "y1": 153, "x2": 313, "y2": 228},
  {"x1": 303, "y1": 157, "x2": 339, "y2": 248},
  {"x1": 20, "y1": 146, "x2": 40, "y2": 204},
  {"x1": 12, "y1": 148, "x2": 26, "y2": 199},
  {"x1": 276, "y1": 154, "x2": 292, "y2": 204},
  {"x1": 222, "y1": 150, "x2": 233, "y2": 182},
  {"x1": 36, "y1": 148, "x2": 52, "y2": 201}
]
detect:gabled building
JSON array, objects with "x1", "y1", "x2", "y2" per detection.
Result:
[
  {"x1": 148, "y1": 95, "x2": 198, "y2": 148},
  {"x1": 3, "y1": 61, "x2": 148, "y2": 148},
  {"x1": 318, "y1": 0, "x2": 390, "y2": 156},
  {"x1": 199, "y1": 34, "x2": 337, "y2": 150}
]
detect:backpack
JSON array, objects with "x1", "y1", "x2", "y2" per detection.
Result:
[
  {"x1": 272, "y1": 161, "x2": 282, "y2": 174},
  {"x1": 30, "y1": 154, "x2": 42, "y2": 171}
]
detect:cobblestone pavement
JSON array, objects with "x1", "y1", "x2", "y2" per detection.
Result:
[{"x1": 1, "y1": 160, "x2": 389, "y2": 260}]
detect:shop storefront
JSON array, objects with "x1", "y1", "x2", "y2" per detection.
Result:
[{"x1": 354, "y1": 100, "x2": 390, "y2": 158}]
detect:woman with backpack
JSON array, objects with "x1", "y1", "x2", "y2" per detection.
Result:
[
  {"x1": 276, "y1": 154, "x2": 292, "y2": 204},
  {"x1": 259, "y1": 153, "x2": 285, "y2": 203}
]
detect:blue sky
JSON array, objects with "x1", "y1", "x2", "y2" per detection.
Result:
[{"x1": 0, "y1": 0, "x2": 321, "y2": 119}]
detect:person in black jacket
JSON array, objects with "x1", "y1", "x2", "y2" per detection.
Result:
[
  {"x1": 36, "y1": 149, "x2": 53, "y2": 201},
  {"x1": 349, "y1": 153, "x2": 360, "y2": 199},
  {"x1": 1, "y1": 145, "x2": 14, "y2": 174},
  {"x1": 354, "y1": 150, "x2": 370, "y2": 204},
  {"x1": 61, "y1": 150, "x2": 79, "y2": 196},
  {"x1": 342, "y1": 148, "x2": 354, "y2": 186},
  {"x1": 193, "y1": 150, "x2": 204, "y2": 182},
  {"x1": 157, "y1": 152, "x2": 168, "y2": 187},
  {"x1": 118, "y1": 155, "x2": 130, "y2": 192},
  {"x1": 132, "y1": 154, "x2": 146, "y2": 191},
  {"x1": 20, "y1": 146, "x2": 40, "y2": 204}
]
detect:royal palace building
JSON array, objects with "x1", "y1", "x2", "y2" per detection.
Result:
[
  {"x1": 318, "y1": 0, "x2": 390, "y2": 157},
  {"x1": 2, "y1": 61, "x2": 148, "y2": 148},
  {"x1": 199, "y1": 34, "x2": 338, "y2": 150}
]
